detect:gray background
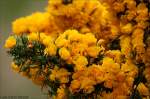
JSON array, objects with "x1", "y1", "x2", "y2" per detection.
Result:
[{"x1": 0, "y1": 0, "x2": 49, "y2": 99}]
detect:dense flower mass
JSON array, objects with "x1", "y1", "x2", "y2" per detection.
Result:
[{"x1": 4, "y1": 0, "x2": 150, "y2": 99}]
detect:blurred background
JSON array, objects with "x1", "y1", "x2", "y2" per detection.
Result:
[{"x1": 0, "y1": 0, "x2": 48, "y2": 99}]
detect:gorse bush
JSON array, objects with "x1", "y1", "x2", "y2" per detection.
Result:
[{"x1": 4, "y1": 0, "x2": 150, "y2": 99}]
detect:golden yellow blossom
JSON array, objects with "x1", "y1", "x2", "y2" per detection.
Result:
[
  {"x1": 105, "y1": 50, "x2": 123, "y2": 63},
  {"x1": 44, "y1": 43, "x2": 57, "y2": 56},
  {"x1": 69, "y1": 80, "x2": 81, "y2": 93},
  {"x1": 59, "y1": 47, "x2": 70, "y2": 60},
  {"x1": 49, "y1": 66, "x2": 58, "y2": 81},
  {"x1": 125, "y1": 0, "x2": 136, "y2": 10},
  {"x1": 110, "y1": 25, "x2": 119, "y2": 36},
  {"x1": 13, "y1": 12, "x2": 56, "y2": 34},
  {"x1": 11, "y1": 62, "x2": 19, "y2": 72},
  {"x1": 73, "y1": 55, "x2": 88, "y2": 66},
  {"x1": 12, "y1": 17, "x2": 28, "y2": 35},
  {"x1": 74, "y1": 65, "x2": 86, "y2": 71},
  {"x1": 137, "y1": 83, "x2": 149, "y2": 96},
  {"x1": 121, "y1": 60, "x2": 138, "y2": 77},
  {"x1": 42, "y1": 36, "x2": 53, "y2": 46},
  {"x1": 4, "y1": 36, "x2": 16, "y2": 48},
  {"x1": 88, "y1": 65, "x2": 105, "y2": 83},
  {"x1": 71, "y1": 43, "x2": 88, "y2": 56},
  {"x1": 136, "y1": 3, "x2": 149, "y2": 22},
  {"x1": 83, "y1": 33, "x2": 97, "y2": 45},
  {"x1": 86, "y1": 46, "x2": 101, "y2": 58},
  {"x1": 121, "y1": 23, "x2": 133, "y2": 34},
  {"x1": 55, "y1": 38, "x2": 69, "y2": 48},
  {"x1": 80, "y1": 77, "x2": 95, "y2": 93},
  {"x1": 67, "y1": 30, "x2": 82, "y2": 41},
  {"x1": 120, "y1": 35, "x2": 131, "y2": 58},
  {"x1": 28, "y1": 32, "x2": 39, "y2": 41},
  {"x1": 49, "y1": 66, "x2": 70, "y2": 83},
  {"x1": 113, "y1": 2, "x2": 125, "y2": 12},
  {"x1": 144, "y1": 67, "x2": 150, "y2": 83},
  {"x1": 55, "y1": 86, "x2": 66, "y2": 99},
  {"x1": 39, "y1": 33, "x2": 47, "y2": 42},
  {"x1": 102, "y1": 57, "x2": 120, "y2": 74},
  {"x1": 132, "y1": 28, "x2": 145, "y2": 54}
]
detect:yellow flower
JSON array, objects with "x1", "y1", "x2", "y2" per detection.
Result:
[
  {"x1": 88, "y1": 65, "x2": 105, "y2": 83},
  {"x1": 12, "y1": 17, "x2": 28, "y2": 35},
  {"x1": 121, "y1": 60, "x2": 138, "y2": 77},
  {"x1": 111, "y1": 25, "x2": 119, "y2": 36},
  {"x1": 102, "y1": 57, "x2": 114, "y2": 66},
  {"x1": 67, "y1": 29, "x2": 82, "y2": 41},
  {"x1": 113, "y1": 2, "x2": 125, "y2": 12},
  {"x1": 58, "y1": 68, "x2": 71, "y2": 83},
  {"x1": 86, "y1": 46, "x2": 101, "y2": 58},
  {"x1": 39, "y1": 33, "x2": 47, "y2": 42},
  {"x1": 131, "y1": 28, "x2": 145, "y2": 55},
  {"x1": 71, "y1": 43, "x2": 88, "y2": 55},
  {"x1": 69, "y1": 80, "x2": 81, "y2": 93},
  {"x1": 49, "y1": 66, "x2": 58, "y2": 81},
  {"x1": 56, "y1": 38, "x2": 69, "y2": 48},
  {"x1": 120, "y1": 35, "x2": 131, "y2": 58},
  {"x1": 31, "y1": 74, "x2": 45, "y2": 85},
  {"x1": 55, "y1": 36, "x2": 69, "y2": 48},
  {"x1": 144, "y1": 67, "x2": 150, "y2": 83},
  {"x1": 80, "y1": 77, "x2": 95, "y2": 93},
  {"x1": 136, "y1": 3, "x2": 148, "y2": 22},
  {"x1": 49, "y1": 66, "x2": 70, "y2": 83},
  {"x1": 4, "y1": 36, "x2": 16, "y2": 48},
  {"x1": 73, "y1": 55, "x2": 88, "y2": 66},
  {"x1": 59, "y1": 47, "x2": 70, "y2": 60},
  {"x1": 42, "y1": 36, "x2": 53, "y2": 46},
  {"x1": 56, "y1": 86, "x2": 66, "y2": 99},
  {"x1": 28, "y1": 32, "x2": 39, "y2": 41},
  {"x1": 13, "y1": 12, "x2": 53, "y2": 34},
  {"x1": 126, "y1": 77, "x2": 134, "y2": 88},
  {"x1": 121, "y1": 23, "x2": 133, "y2": 34},
  {"x1": 137, "y1": 83, "x2": 149, "y2": 96},
  {"x1": 83, "y1": 33, "x2": 97, "y2": 45},
  {"x1": 27, "y1": 12, "x2": 51, "y2": 32},
  {"x1": 44, "y1": 43, "x2": 57, "y2": 56},
  {"x1": 11, "y1": 62, "x2": 19, "y2": 72},
  {"x1": 102, "y1": 57, "x2": 120, "y2": 73},
  {"x1": 74, "y1": 65, "x2": 86, "y2": 71},
  {"x1": 105, "y1": 50, "x2": 122, "y2": 63}
]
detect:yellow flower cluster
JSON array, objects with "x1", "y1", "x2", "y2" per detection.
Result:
[
  {"x1": 49, "y1": 66, "x2": 71, "y2": 83},
  {"x1": 70, "y1": 57, "x2": 138, "y2": 96},
  {"x1": 70, "y1": 64, "x2": 104, "y2": 94},
  {"x1": 5, "y1": 0, "x2": 150, "y2": 98},
  {"x1": 53, "y1": 85, "x2": 66, "y2": 99},
  {"x1": 4, "y1": 36, "x2": 16, "y2": 48},
  {"x1": 55, "y1": 29, "x2": 102, "y2": 71},
  {"x1": 12, "y1": 12, "x2": 59, "y2": 35}
]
